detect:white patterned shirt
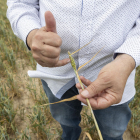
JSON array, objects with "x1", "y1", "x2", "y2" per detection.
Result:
[{"x1": 7, "y1": 0, "x2": 140, "y2": 105}]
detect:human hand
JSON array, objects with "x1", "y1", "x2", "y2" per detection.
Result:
[
  {"x1": 27, "y1": 11, "x2": 70, "y2": 67},
  {"x1": 76, "y1": 54, "x2": 135, "y2": 110}
]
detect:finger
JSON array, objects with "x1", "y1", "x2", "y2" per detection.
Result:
[
  {"x1": 79, "y1": 76, "x2": 92, "y2": 86},
  {"x1": 76, "y1": 83, "x2": 86, "y2": 90},
  {"x1": 89, "y1": 92, "x2": 118, "y2": 109},
  {"x1": 33, "y1": 51, "x2": 70, "y2": 67},
  {"x1": 41, "y1": 45, "x2": 61, "y2": 58},
  {"x1": 78, "y1": 89, "x2": 83, "y2": 94},
  {"x1": 81, "y1": 79, "x2": 108, "y2": 99},
  {"x1": 33, "y1": 29, "x2": 62, "y2": 47},
  {"x1": 45, "y1": 11, "x2": 57, "y2": 33},
  {"x1": 37, "y1": 60, "x2": 46, "y2": 67},
  {"x1": 77, "y1": 92, "x2": 116, "y2": 110},
  {"x1": 77, "y1": 94, "x2": 99, "y2": 110},
  {"x1": 42, "y1": 32, "x2": 62, "y2": 47},
  {"x1": 39, "y1": 57, "x2": 70, "y2": 67},
  {"x1": 55, "y1": 58, "x2": 70, "y2": 67},
  {"x1": 34, "y1": 55, "x2": 58, "y2": 67},
  {"x1": 77, "y1": 94, "x2": 88, "y2": 105}
]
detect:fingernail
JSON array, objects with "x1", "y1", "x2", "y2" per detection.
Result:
[
  {"x1": 81, "y1": 90, "x2": 89, "y2": 97},
  {"x1": 67, "y1": 59, "x2": 70, "y2": 63}
]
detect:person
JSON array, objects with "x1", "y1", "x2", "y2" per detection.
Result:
[{"x1": 7, "y1": 1, "x2": 140, "y2": 140}]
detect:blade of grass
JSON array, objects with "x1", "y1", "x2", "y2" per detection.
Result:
[
  {"x1": 68, "y1": 52, "x2": 103, "y2": 140},
  {"x1": 77, "y1": 46, "x2": 104, "y2": 71},
  {"x1": 71, "y1": 38, "x2": 94, "y2": 56},
  {"x1": 41, "y1": 39, "x2": 104, "y2": 139},
  {"x1": 40, "y1": 95, "x2": 77, "y2": 106}
]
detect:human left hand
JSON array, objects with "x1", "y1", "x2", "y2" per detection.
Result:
[{"x1": 76, "y1": 54, "x2": 135, "y2": 110}]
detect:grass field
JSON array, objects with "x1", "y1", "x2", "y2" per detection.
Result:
[{"x1": 0, "y1": 0, "x2": 140, "y2": 139}]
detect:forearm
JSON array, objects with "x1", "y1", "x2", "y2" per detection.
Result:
[
  {"x1": 7, "y1": 0, "x2": 41, "y2": 46},
  {"x1": 115, "y1": 53, "x2": 135, "y2": 78}
]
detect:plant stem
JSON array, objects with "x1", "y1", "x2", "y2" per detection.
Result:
[{"x1": 75, "y1": 71, "x2": 103, "y2": 140}]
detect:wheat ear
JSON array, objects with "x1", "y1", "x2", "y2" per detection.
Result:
[{"x1": 68, "y1": 52, "x2": 103, "y2": 140}]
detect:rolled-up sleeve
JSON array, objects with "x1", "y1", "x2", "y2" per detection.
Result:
[
  {"x1": 7, "y1": 0, "x2": 41, "y2": 47},
  {"x1": 114, "y1": 16, "x2": 140, "y2": 68}
]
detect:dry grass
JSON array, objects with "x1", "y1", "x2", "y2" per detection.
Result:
[{"x1": 0, "y1": 0, "x2": 140, "y2": 139}]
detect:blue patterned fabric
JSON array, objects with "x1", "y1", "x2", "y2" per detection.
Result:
[{"x1": 7, "y1": 0, "x2": 140, "y2": 105}]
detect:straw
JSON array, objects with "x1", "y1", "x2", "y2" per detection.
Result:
[{"x1": 41, "y1": 39, "x2": 104, "y2": 140}]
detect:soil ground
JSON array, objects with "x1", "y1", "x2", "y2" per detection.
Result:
[
  {"x1": 123, "y1": 130, "x2": 139, "y2": 140},
  {"x1": 13, "y1": 59, "x2": 139, "y2": 140}
]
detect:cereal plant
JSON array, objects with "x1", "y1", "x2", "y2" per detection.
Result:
[{"x1": 0, "y1": 0, "x2": 140, "y2": 139}]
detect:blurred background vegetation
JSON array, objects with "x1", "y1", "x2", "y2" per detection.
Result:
[{"x1": 0, "y1": 0, "x2": 140, "y2": 139}]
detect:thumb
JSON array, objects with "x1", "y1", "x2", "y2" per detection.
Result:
[
  {"x1": 45, "y1": 11, "x2": 57, "y2": 33},
  {"x1": 81, "y1": 79, "x2": 106, "y2": 98}
]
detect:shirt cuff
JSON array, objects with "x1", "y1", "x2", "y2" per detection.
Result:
[
  {"x1": 17, "y1": 16, "x2": 41, "y2": 50},
  {"x1": 114, "y1": 36, "x2": 140, "y2": 68}
]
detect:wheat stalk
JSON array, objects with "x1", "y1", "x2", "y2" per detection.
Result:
[
  {"x1": 68, "y1": 52, "x2": 103, "y2": 140},
  {"x1": 83, "y1": 132, "x2": 93, "y2": 140},
  {"x1": 41, "y1": 39, "x2": 104, "y2": 140}
]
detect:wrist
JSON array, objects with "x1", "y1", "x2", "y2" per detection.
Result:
[
  {"x1": 115, "y1": 53, "x2": 135, "y2": 73},
  {"x1": 27, "y1": 29, "x2": 39, "y2": 50}
]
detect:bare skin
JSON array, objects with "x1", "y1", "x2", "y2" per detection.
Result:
[
  {"x1": 27, "y1": 11, "x2": 135, "y2": 110},
  {"x1": 27, "y1": 11, "x2": 70, "y2": 67},
  {"x1": 76, "y1": 54, "x2": 135, "y2": 110}
]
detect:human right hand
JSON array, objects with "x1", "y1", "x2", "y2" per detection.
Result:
[
  {"x1": 76, "y1": 54, "x2": 135, "y2": 110},
  {"x1": 27, "y1": 11, "x2": 70, "y2": 67}
]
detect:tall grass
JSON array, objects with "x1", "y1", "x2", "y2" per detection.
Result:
[
  {"x1": 0, "y1": 84, "x2": 16, "y2": 138},
  {"x1": 129, "y1": 67, "x2": 140, "y2": 138},
  {"x1": 0, "y1": 0, "x2": 140, "y2": 139}
]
